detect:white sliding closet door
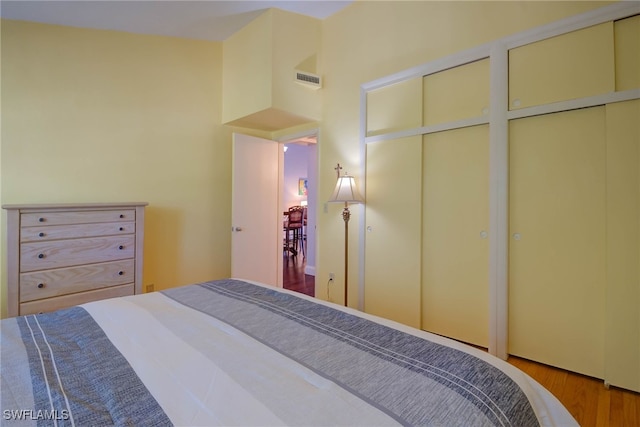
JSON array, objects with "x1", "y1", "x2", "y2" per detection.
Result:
[
  {"x1": 364, "y1": 137, "x2": 422, "y2": 328},
  {"x1": 360, "y1": 3, "x2": 639, "y2": 391},
  {"x1": 421, "y1": 125, "x2": 489, "y2": 347},
  {"x1": 604, "y1": 99, "x2": 640, "y2": 392},
  {"x1": 509, "y1": 107, "x2": 607, "y2": 378}
]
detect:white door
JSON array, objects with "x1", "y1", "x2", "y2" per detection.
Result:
[
  {"x1": 509, "y1": 107, "x2": 606, "y2": 378},
  {"x1": 231, "y1": 133, "x2": 283, "y2": 287}
]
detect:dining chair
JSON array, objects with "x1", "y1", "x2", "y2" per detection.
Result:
[{"x1": 287, "y1": 206, "x2": 305, "y2": 257}]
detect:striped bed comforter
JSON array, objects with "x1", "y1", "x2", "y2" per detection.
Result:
[{"x1": 1, "y1": 279, "x2": 576, "y2": 426}]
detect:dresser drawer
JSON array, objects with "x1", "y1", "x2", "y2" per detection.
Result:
[
  {"x1": 4, "y1": 202, "x2": 147, "y2": 318},
  {"x1": 21, "y1": 235, "x2": 135, "y2": 272},
  {"x1": 21, "y1": 209, "x2": 135, "y2": 227},
  {"x1": 20, "y1": 259, "x2": 135, "y2": 302},
  {"x1": 21, "y1": 221, "x2": 135, "y2": 242},
  {"x1": 19, "y1": 284, "x2": 134, "y2": 315}
]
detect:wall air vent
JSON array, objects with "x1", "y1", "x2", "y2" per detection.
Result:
[{"x1": 294, "y1": 71, "x2": 322, "y2": 89}]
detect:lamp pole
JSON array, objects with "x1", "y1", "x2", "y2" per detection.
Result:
[
  {"x1": 342, "y1": 202, "x2": 351, "y2": 306},
  {"x1": 328, "y1": 162, "x2": 363, "y2": 307}
]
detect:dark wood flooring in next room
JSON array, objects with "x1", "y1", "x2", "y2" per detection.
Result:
[{"x1": 283, "y1": 253, "x2": 314, "y2": 297}]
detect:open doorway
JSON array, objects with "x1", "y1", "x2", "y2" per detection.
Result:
[{"x1": 282, "y1": 135, "x2": 317, "y2": 297}]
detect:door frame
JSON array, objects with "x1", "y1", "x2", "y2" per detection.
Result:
[{"x1": 277, "y1": 128, "x2": 319, "y2": 277}]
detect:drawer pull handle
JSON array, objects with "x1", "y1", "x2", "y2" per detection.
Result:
[
  {"x1": 119, "y1": 227, "x2": 124, "y2": 231},
  {"x1": 37, "y1": 283, "x2": 44, "y2": 289},
  {"x1": 119, "y1": 214, "x2": 125, "y2": 219},
  {"x1": 38, "y1": 253, "x2": 45, "y2": 259},
  {"x1": 38, "y1": 217, "x2": 45, "y2": 222},
  {"x1": 118, "y1": 245, "x2": 124, "y2": 250},
  {"x1": 38, "y1": 232, "x2": 45, "y2": 237},
  {"x1": 118, "y1": 271, "x2": 124, "y2": 276}
]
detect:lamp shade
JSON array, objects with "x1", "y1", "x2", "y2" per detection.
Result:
[{"x1": 328, "y1": 175, "x2": 364, "y2": 204}]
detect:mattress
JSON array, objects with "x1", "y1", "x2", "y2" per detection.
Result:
[{"x1": 1, "y1": 278, "x2": 577, "y2": 426}]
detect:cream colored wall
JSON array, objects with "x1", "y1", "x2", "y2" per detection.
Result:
[
  {"x1": 0, "y1": 2, "x2": 617, "y2": 320},
  {"x1": 317, "y1": 0, "x2": 611, "y2": 306},
  {"x1": 222, "y1": 11, "x2": 273, "y2": 124},
  {"x1": 0, "y1": 20, "x2": 231, "y2": 317},
  {"x1": 271, "y1": 9, "x2": 322, "y2": 121},
  {"x1": 222, "y1": 9, "x2": 321, "y2": 128}
]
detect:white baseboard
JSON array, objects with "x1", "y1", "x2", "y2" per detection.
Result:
[{"x1": 304, "y1": 265, "x2": 316, "y2": 276}]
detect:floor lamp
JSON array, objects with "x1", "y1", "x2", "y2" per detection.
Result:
[{"x1": 328, "y1": 163, "x2": 364, "y2": 306}]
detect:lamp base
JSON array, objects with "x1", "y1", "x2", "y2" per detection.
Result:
[
  {"x1": 343, "y1": 202, "x2": 350, "y2": 306},
  {"x1": 342, "y1": 205, "x2": 351, "y2": 223}
]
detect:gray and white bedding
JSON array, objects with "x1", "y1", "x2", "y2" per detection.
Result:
[{"x1": 1, "y1": 279, "x2": 577, "y2": 426}]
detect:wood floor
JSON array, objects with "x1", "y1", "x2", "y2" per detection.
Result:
[
  {"x1": 282, "y1": 251, "x2": 314, "y2": 297},
  {"x1": 282, "y1": 255, "x2": 639, "y2": 426},
  {"x1": 508, "y1": 356, "x2": 639, "y2": 426}
]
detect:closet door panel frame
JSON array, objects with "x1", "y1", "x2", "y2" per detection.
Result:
[{"x1": 359, "y1": 2, "x2": 640, "y2": 359}]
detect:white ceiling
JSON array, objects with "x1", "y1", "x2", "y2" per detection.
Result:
[{"x1": 0, "y1": 0, "x2": 353, "y2": 41}]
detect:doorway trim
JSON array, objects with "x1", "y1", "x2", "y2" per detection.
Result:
[{"x1": 276, "y1": 128, "x2": 319, "y2": 277}]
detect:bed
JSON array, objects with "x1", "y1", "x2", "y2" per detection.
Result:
[{"x1": 1, "y1": 278, "x2": 576, "y2": 426}]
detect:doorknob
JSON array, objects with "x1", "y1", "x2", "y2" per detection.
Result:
[{"x1": 234, "y1": 227, "x2": 243, "y2": 232}]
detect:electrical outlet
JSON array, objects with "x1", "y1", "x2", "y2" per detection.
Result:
[
  {"x1": 146, "y1": 284, "x2": 155, "y2": 293},
  {"x1": 329, "y1": 273, "x2": 335, "y2": 281}
]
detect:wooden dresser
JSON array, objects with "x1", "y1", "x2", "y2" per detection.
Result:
[{"x1": 3, "y1": 202, "x2": 147, "y2": 317}]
